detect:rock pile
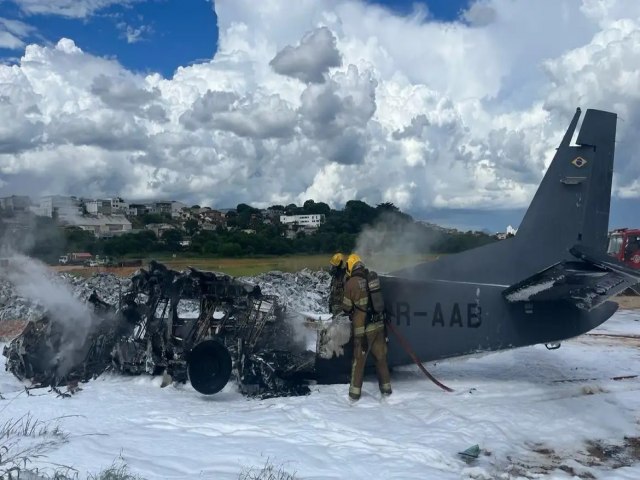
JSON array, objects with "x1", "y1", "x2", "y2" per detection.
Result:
[
  {"x1": 0, "y1": 268, "x2": 331, "y2": 323},
  {"x1": 243, "y1": 269, "x2": 331, "y2": 314},
  {"x1": 0, "y1": 272, "x2": 131, "y2": 322}
]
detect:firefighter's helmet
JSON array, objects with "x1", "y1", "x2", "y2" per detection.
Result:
[
  {"x1": 329, "y1": 253, "x2": 345, "y2": 268},
  {"x1": 346, "y1": 253, "x2": 364, "y2": 276}
]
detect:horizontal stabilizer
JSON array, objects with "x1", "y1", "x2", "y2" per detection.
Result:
[{"x1": 503, "y1": 245, "x2": 640, "y2": 311}]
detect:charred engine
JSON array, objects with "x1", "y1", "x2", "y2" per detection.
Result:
[{"x1": 3, "y1": 261, "x2": 316, "y2": 398}]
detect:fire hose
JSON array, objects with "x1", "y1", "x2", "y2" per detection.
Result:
[{"x1": 385, "y1": 319, "x2": 454, "y2": 393}]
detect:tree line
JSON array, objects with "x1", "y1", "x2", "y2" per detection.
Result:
[{"x1": 0, "y1": 200, "x2": 498, "y2": 263}]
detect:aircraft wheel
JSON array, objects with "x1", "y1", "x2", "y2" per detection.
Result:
[{"x1": 188, "y1": 339, "x2": 232, "y2": 395}]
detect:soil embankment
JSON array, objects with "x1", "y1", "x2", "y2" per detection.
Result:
[{"x1": 614, "y1": 295, "x2": 640, "y2": 310}]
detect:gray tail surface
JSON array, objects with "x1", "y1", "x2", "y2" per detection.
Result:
[{"x1": 516, "y1": 108, "x2": 617, "y2": 255}]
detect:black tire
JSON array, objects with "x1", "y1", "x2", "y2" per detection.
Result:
[{"x1": 187, "y1": 339, "x2": 232, "y2": 395}]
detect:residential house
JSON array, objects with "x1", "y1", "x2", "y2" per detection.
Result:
[
  {"x1": 84, "y1": 199, "x2": 114, "y2": 215},
  {"x1": 128, "y1": 203, "x2": 151, "y2": 216},
  {"x1": 110, "y1": 197, "x2": 129, "y2": 213},
  {"x1": 0, "y1": 195, "x2": 31, "y2": 213},
  {"x1": 201, "y1": 209, "x2": 226, "y2": 226},
  {"x1": 150, "y1": 201, "x2": 171, "y2": 215},
  {"x1": 148, "y1": 201, "x2": 187, "y2": 218},
  {"x1": 35, "y1": 196, "x2": 82, "y2": 222}
]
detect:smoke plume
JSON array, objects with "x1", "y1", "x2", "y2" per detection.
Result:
[
  {"x1": 0, "y1": 251, "x2": 108, "y2": 377},
  {"x1": 354, "y1": 212, "x2": 442, "y2": 273}
]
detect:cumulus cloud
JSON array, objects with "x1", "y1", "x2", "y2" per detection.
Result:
[
  {"x1": 0, "y1": 0, "x2": 640, "y2": 220},
  {"x1": 299, "y1": 64, "x2": 377, "y2": 164},
  {"x1": 90, "y1": 74, "x2": 159, "y2": 111},
  {"x1": 270, "y1": 26, "x2": 342, "y2": 83},
  {"x1": 462, "y1": 1, "x2": 497, "y2": 26}
]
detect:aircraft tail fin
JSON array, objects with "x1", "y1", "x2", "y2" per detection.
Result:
[{"x1": 516, "y1": 108, "x2": 617, "y2": 255}]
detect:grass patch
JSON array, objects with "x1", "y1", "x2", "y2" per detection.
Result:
[
  {"x1": 159, "y1": 254, "x2": 331, "y2": 276},
  {"x1": 87, "y1": 458, "x2": 144, "y2": 480},
  {"x1": 51, "y1": 253, "x2": 438, "y2": 278},
  {"x1": 0, "y1": 414, "x2": 145, "y2": 480},
  {"x1": 0, "y1": 413, "x2": 71, "y2": 478},
  {"x1": 239, "y1": 458, "x2": 297, "y2": 480}
]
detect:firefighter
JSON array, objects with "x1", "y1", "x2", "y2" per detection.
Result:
[
  {"x1": 342, "y1": 254, "x2": 392, "y2": 401},
  {"x1": 328, "y1": 253, "x2": 347, "y2": 315}
]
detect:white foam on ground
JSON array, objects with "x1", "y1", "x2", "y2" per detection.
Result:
[{"x1": 1, "y1": 312, "x2": 640, "y2": 479}]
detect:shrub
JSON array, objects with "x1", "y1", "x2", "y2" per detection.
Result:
[{"x1": 239, "y1": 458, "x2": 297, "y2": 480}]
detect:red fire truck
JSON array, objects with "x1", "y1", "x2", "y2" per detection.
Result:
[{"x1": 607, "y1": 229, "x2": 640, "y2": 268}]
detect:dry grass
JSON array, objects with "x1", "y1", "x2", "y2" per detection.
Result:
[
  {"x1": 50, "y1": 253, "x2": 437, "y2": 278},
  {"x1": 239, "y1": 458, "x2": 297, "y2": 480},
  {"x1": 0, "y1": 414, "x2": 71, "y2": 479},
  {"x1": 160, "y1": 254, "x2": 331, "y2": 276}
]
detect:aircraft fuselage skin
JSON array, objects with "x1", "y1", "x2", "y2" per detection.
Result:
[{"x1": 380, "y1": 276, "x2": 617, "y2": 367}]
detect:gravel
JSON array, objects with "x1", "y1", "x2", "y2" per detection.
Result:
[{"x1": 0, "y1": 268, "x2": 331, "y2": 323}]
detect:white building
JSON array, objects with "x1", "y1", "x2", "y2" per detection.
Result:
[
  {"x1": 36, "y1": 196, "x2": 82, "y2": 221},
  {"x1": 0, "y1": 195, "x2": 31, "y2": 212},
  {"x1": 279, "y1": 214, "x2": 325, "y2": 228},
  {"x1": 496, "y1": 225, "x2": 518, "y2": 240},
  {"x1": 85, "y1": 200, "x2": 100, "y2": 215}
]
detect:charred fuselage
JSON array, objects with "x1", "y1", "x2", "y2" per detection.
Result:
[{"x1": 3, "y1": 261, "x2": 325, "y2": 398}]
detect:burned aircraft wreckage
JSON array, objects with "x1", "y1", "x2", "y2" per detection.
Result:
[{"x1": 3, "y1": 261, "x2": 349, "y2": 398}]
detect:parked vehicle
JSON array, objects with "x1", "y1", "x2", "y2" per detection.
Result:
[{"x1": 607, "y1": 229, "x2": 640, "y2": 269}]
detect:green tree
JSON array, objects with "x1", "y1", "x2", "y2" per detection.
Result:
[
  {"x1": 184, "y1": 219, "x2": 200, "y2": 236},
  {"x1": 64, "y1": 227, "x2": 96, "y2": 253},
  {"x1": 284, "y1": 203, "x2": 300, "y2": 215},
  {"x1": 162, "y1": 229, "x2": 183, "y2": 252},
  {"x1": 220, "y1": 242, "x2": 243, "y2": 257}
]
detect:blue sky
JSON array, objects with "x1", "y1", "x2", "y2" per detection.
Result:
[
  {"x1": 0, "y1": 0, "x2": 470, "y2": 78},
  {"x1": 0, "y1": 0, "x2": 218, "y2": 77}
]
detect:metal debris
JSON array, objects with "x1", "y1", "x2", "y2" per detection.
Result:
[{"x1": 2, "y1": 261, "x2": 332, "y2": 398}]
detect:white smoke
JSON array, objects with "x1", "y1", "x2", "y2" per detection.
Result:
[
  {"x1": 0, "y1": 251, "x2": 107, "y2": 377},
  {"x1": 354, "y1": 212, "x2": 442, "y2": 273},
  {"x1": 0, "y1": 213, "x2": 38, "y2": 254}
]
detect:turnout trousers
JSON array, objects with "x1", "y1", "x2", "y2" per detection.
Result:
[{"x1": 349, "y1": 318, "x2": 392, "y2": 399}]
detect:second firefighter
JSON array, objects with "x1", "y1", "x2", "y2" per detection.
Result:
[{"x1": 342, "y1": 254, "x2": 392, "y2": 401}]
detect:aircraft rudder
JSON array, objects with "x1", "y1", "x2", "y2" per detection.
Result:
[{"x1": 516, "y1": 107, "x2": 617, "y2": 255}]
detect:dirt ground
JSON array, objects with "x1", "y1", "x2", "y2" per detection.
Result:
[
  {"x1": 0, "y1": 319, "x2": 28, "y2": 341},
  {"x1": 613, "y1": 295, "x2": 640, "y2": 310},
  {"x1": 51, "y1": 265, "x2": 142, "y2": 277}
]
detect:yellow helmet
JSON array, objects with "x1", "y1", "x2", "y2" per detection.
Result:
[
  {"x1": 346, "y1": 253, "x2": 364, "y2": 276},
  {"x1": 329, "y1": 253, "x2": 345, "y2": 267}
]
